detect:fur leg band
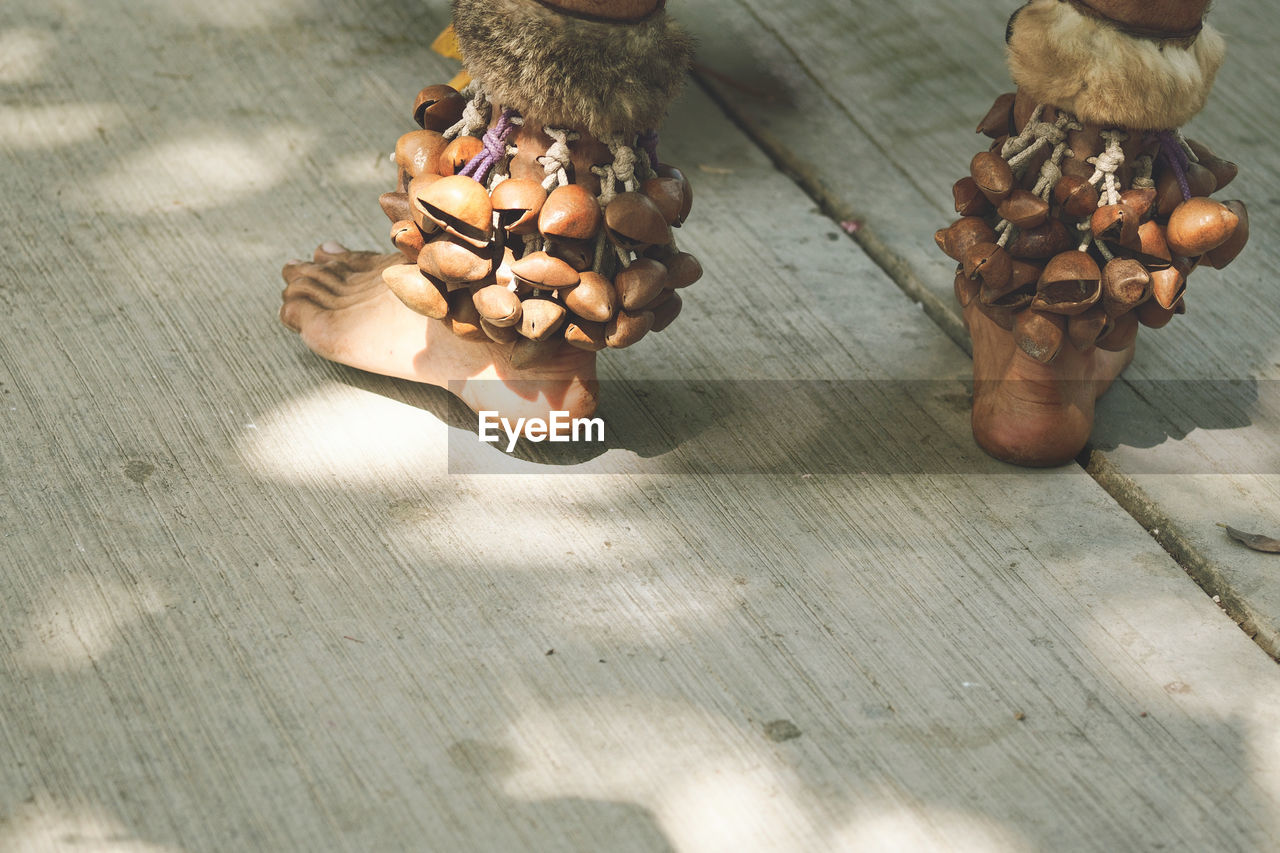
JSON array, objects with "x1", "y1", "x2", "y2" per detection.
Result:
[
  {"x1": 1006, "y1": 0, "x2": 1225, "y2": 129},
  {"x1": 450, "y1": 0, "x2": 694, "y2": 139}
]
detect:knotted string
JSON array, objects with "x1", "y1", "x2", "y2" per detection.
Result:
[
  {"x1": 459, "y1": 108, "x2": 522, "y2": 183},
  {"x1": 1156, "y1": 130, "x2": 1192, "y2": 202}
]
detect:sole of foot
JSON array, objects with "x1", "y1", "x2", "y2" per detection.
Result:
[
  {"x1": 965, "y1": 302, "x2": 1136, "y2": 467},
  {"x1": 281, "y1": 242, "x2": 599, "y2": 424}
]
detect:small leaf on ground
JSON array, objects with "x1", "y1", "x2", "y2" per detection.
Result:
[{"x1": 1218, "y1": 524, "x2": 1280, "y2": 554}]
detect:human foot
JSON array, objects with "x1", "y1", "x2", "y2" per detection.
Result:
[
  {"x1": 965, "y1": 300, "x2": 1134, "y2": 466},
  {"x1": 282, "y1": 243, "x2": 600, "y2": 421},
  {"x1": 938, "y1": 0, "x2": 1248, "y2": 467},
  {"x1": 281, "y1": 0, "x2": 698, "y2": 424}
]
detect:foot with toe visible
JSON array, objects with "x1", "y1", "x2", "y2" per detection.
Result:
[
  {"x1": 940, "y1": 0, "x2": 1248, "y2": 466},
  {"x1": 965, "y1": 301, "x2": 1134, "y2": 467},
  {"x1": 280, "y1": 0, "x2": 698, "y2": 426},
  {"x1": 281, "y1": 242, "x2": 600, "y2": 421}
]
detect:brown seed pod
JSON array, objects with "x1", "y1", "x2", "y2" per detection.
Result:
[
  {"x1": 1171, "y1": 253, "x2": 1197, "y2": 279},
  {"x1": 653, "y1": 164, "x2": 693, "y2": 224},
  {"x1": 494, "y1": 246, "x2": 517, "y2": 290},
  {"x1": 963, "y1": 241, "x2": 1012, "y2": 298},
  {"x1": 1059, "y1": 158, "x2": 1094, "y2": 183},
  {"x1": 1033, "y1": 251, "x2": 1102, "y2": 315},
  {"x1": 651, "y1": 292, "x2": 683, "y2": 332},
  {"x1": 383, "y1": 264, "x2": 448, "y2": 319},
  {"x1": 1183, "y1": 160, "x2": 1221, "y2": 198},
  {"x1": 1200, "y1": 156, "x2": 1238, "y2": 191},
  {"x1": 978, "y1": 304, "x2": 1017, "y2": 331},
  {"x1": 1120, "y1": 188, "x2": 1157, "y2": 222},
  {"x1": 976, "y1": 92, "x2": 1016, "y2": 138},
  {"x1": 546, "y1": 237, "x2": 595, "y2": 272},
  {"x1": 1053, "y1": 175, "x2": 1100, "y2": 219},
  {"x1": 417, "y1": 236, "x2": 494, "y2": 284},
  {"x1": 405, "y1": 174, "x2": 444, "y2": 233},
  {"x1": 395, "y1": 129, "x2": 448, "y2": 178},
  {"x1": 1136, "y1": 297, "x2": 1179, "y2": 329},
  {"x1": 1155, "y1": 162, "x2": 1217, "y2": 217},
  {"x1": 438, "y1": 135, "x2": 485, "y2": 177},
  {"x1": 997, "y1": 189, "x2": 1050, "y2": 230},
  {"x1": 605, "y1": 310, "x2": 654, "y2": 348},
  {"x1": 1150, "y1": 266, "x2": 1186, "y2": 310},
  {"x1": 412, "y1": 85, "x2": 465, "y2": 131},
  {"x1": 1067, "y1": 305, "x2": 1109, "y2": 351},
  {"x1": 518, "y1": 298, "x2": 567, "y2": 341},
  {"x1": 472, "y1": 284, "x2": 523, "y2": 327},
  {"x1": 641, "y1": 177, "x2": 687, "y2": 226},
  {"x1": 643, "y1": 288, "x2": 675, "y2": 310},
  {"x1": 605, "y1": 192, "x2": 671, "y2": 250},
  {"x1": 970, "y1": 151, "x2": 1014, "y2": 204},
  {"x1": 1165, "y1": 197, "x2": 1239, "y2": 256},
  {"x1": 390, "y1": 219, "x2": 425, "y2": 262},
  {"x1": 447, "y1": 290, "x2": 488, "y2": 341},
  {"x1": 954, "y1": 267, "x2": 979, "y2": 307},
  {"x1": 1006, "y1": 219, "x2": 1072, "y2": 259},
  {"x1": 380, "y1": 191, "x2": 412, "y2": 225},
  {"x1": 1101, "y1": 258, "x2": 1152, "y2": 317},
  {"x1": 480, "y1": 318, "x2": 519, "y2": 345},
  {"x1": 1203, "y1": 200, "x2": 1249, "y2": 269},
  {"x1": 1014, "y1": 310, "x2": 1067, "y2": 363},
  {"x1": 564, "y1": 321, "x2": 608, "y2": 351},
  {"x1": 981, "y1": 287, "x2": 1034, "y2": 316},
  {"x1": 664, "y1": 252, "x2": 703, "y2": 289},
  {"x1": 1113, "y1": 220, "x2": 1173, "y2": 269},
  {"x1": 614, "y1": 258, "x2": 667, "y2": 312},
  {"x1": 935, "y1": 217, "x2": 997, "y2": 262},
  {"x1": 563, "y1": 271, "x2": 617, "y2": 323},
  {"x1": 490, "y1": 178, "x2": 547, "y2": 235},
  {"x1": 1091, "y1": 202, "x2": 1140, "y2": 248},
  {"x1": 1183, "y1": 137, "x2": 1213, "y2": 164},
  {"x1": 953, "y1": 177, "x2": 991, "y2": 217},
  {"x1": 539, "y1": 184, "x2": 602, "y2": 241},
  {"x1": 1009, "y1": 259, "x2": 1044, "y2": 292},
  {"x1": 509, "y1": 251, "x2": 581, "y2": 292},
  {"x1": 418, "y1": 175, "x2": 493, "y2": 247},
  {"x1": 1183, "y1": 138, "x2": 1238, "y2": 190}
]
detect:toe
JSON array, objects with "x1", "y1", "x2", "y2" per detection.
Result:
[
  {"x1": 283, "y1": 261, "x2": 352, "y2": 295},
  {"x1": 279, "y1": 291, "x2": 323, "y2": 333},
  {"x1": 313, "y1": 242, "x2": 350, "y2": 264},
  {"x1": 282, "y1": 277, "x2": 341, "y2": 308}
]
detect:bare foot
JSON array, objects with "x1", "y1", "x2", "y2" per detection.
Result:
[
  {"x1": 281, "y1": 243, "x2": 599, "y2": 422},
  {"x1": 966, "y1": 303, "x2": 1135, "y2": 467},
  {"x1": 280, "y1": 0, "x2": 697, "y2": 426}
]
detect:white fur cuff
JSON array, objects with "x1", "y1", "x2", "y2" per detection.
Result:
[{"x1": 1007, "y1": 0, "x2": 1225, "y2": 129}]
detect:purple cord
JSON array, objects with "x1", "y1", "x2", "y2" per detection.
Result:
[
  {"x1": 1156, "y1": 130, "x2": 1192, "y2": 202},
  {"x1": 459, "y1": 109, "x2": 521, "y2": 183},
  {"x1": 638, "y1": 130, "x2": 660, "y2": 170}
]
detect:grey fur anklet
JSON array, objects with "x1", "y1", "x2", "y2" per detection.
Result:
[{"x1": 450, "y1": 0, "x2": 694, "y2": 139}]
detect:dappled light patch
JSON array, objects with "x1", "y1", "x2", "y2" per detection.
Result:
[
  {"x1": 83, "y1": 130, "x2": 300, "y2": 214},
  {"x1": 0, "y1": 27, "x2": 56, "y2": 84},
  {"x1": 13, "y1": 572, "x2": 167, "y2": 674}
]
